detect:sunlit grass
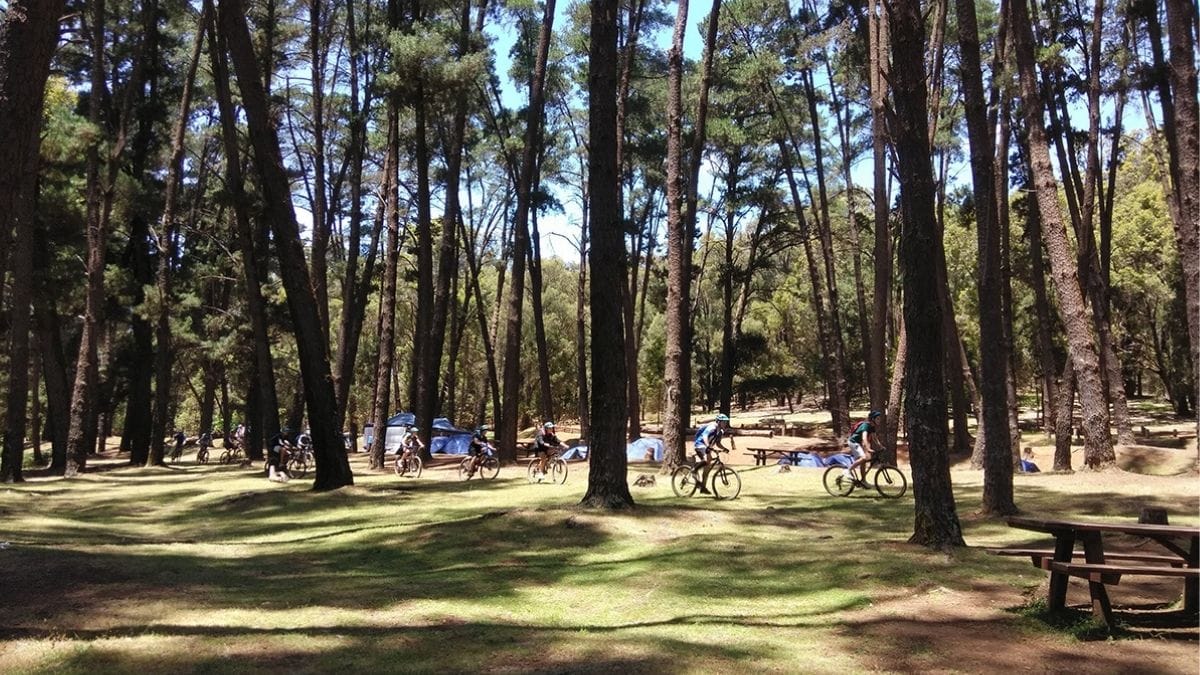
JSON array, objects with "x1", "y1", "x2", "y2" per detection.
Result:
[{"x1": 1, "y1": 448, "x2": 1197, "y2": 673}]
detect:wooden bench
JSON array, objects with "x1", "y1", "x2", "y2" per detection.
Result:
[
  {"x1": 1046, "y1": 562, "x2": 1200, "y2": 585},
  {"x1": 987, "y1": 548, "x2": 1188, "y2": 568}
]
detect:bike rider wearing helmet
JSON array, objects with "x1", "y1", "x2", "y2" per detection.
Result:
[
  {"x1": 533, "y1": 421, "x2": 568, "y2": 481},
  {"x1": 843, "y1": 411, "x2": 883, "y2": 487},
  {"x1": 693, "y1": 414, "x2": 733, "y2": 494},
  {"x1": 466, "y1": 425, "x2": 492, "y2": 478},
  {"x1": 266, "y1": 427, "x2": 294, "y2": 482}
]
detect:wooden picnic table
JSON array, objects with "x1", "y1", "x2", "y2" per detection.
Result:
[
  {"x1": 1004, "y1": 516, "x2": 1199, "y2": 627},
  {"x1": 744, "y1": 439, "x2": 841, "y2": 466}
]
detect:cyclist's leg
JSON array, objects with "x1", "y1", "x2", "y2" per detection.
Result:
[
  {"x1": 845, "y1": 441, "x2": 866, "y2": 482},
  {"x1": 694, "y1": 447, "x2": 712, "y2": 492}
]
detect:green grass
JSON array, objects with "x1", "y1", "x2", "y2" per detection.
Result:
[{"x1": 1, "y1": 452, "x2": 1196, "y2": 673}]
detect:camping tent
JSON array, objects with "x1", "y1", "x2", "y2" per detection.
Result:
[
  {"x1": 364, "y1": 413, "x2": 471, "y2": 453},
  {"x1": 560, "y1": 438, "x2": 665, "y2": 462}
]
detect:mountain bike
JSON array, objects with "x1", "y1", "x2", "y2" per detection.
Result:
[
  {"x1": 286, "y1": 436, "x2": 313, "y2": 478},
  {"x1": 822, "y1": 452, "x2": 907, "y2": 499},
  {"x1": 394, "y1": 449, "x2": 423, "y2": 478},
  {"x1": 527, "y1": 449, "x2": 567, "y2": 484},
  {"x1": 458, "y1": 445, "x2": 500, "y2": 480},
  {"x1": 671, "y1": 447, "x2": 741, "y2": 500}
]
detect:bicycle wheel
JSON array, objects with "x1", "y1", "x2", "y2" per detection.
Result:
[
  {"x1": 550, "y1": 458, "x2": 568, "y2": 484},
  {"x1": 458, "y1": 457, "x2": 474, "y2": 480},
  {"x1": 478, "y1": 455, "x2": 500, "y2": 480},
  {"x1": 399, "y1": 455, "x2": 422, "y2": 478},
  {"x1": 289, "y1": 456, "x2": 309, "y2": 479},
  {"x1": 671, "y1": 465, "x2": 699, "y2": 497},
  {"x1": 711, "y1": 466, "x2": 742, "y2": 500},
  {"x1": 526, "y1": 459, "x2": 541, "y2": 483},
  {"x1": 219, "y1": 450, "x2": 233, "y2": 465},
  {"x1": 874, "y1": 466, "x2": 908, "y2": 499},
  {"x1": 822, "y1": 466, "x2": 856, "y2": 497},
  {"x1": 197, "y1": 448, "x2": 209, "y2": 464}
]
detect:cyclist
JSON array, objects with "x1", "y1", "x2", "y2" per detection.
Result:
[
  {"x1": 843, "y1": 411, "x2": 883, "y2": 487},
  {"x1": 266, "y1": 427, "x2": 294, "y2": 482},
  {"x1": 400, "y1": 425, "x2": 425, "y2": 460},
  {"x1": 533, "y1": 421, "x2": 568, "y2": 480},
  {"x1": 693, "y1": 414, "x2": 733, "y2": 494},
  {"x1": 171, "y1": 430, "x2": 186, "y2": 461},
  {"x1": 466, "y1": 425, "x2": 492, "y2": 478},
  {"x1": 197, "y1": 430, "x2": 212, "y2": 463}
]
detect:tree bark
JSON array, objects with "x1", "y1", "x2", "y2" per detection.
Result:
[
  {"x1": 581, "y1": 0, "x2": 633, "y2": 509},
  {"x1": 208, "y1": 5, "x2": 280, "y2": 452},
  {"x1": 1010, "y1": 0, "x2": 1114, "y2": 468},
  {"x1": 370, "y1": 103, "x2": 400, "y2": 470},
  {"x1": 34, "y1": 229, "x2": 70, "y2": 471},
  {"x1": 954, "y1": 0, "x2": 1014, "y2": 514},
  {"x1": 0, "y1": 0, "x2": 65, "y2": 482},
  {"x1": 1163, "y1": 0, "x2": 1200, "y2": 436},
  {"x1": 498, "y1": 0, "x2": 556, "y2": 462},
  {"x1": 868, "y1": 0, "x2": 892, "y2": 419},
  {"x1": 149, "y1": 5, "x2": 206, "y2": 467},
  {"x1": 890, "y1": 0, "x2": 964, "y2": 549},
  {"x1": 220, "y1": 0, "x2": 352, "y2": 489}
]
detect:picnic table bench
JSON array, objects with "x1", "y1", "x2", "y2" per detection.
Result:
[{"x1": 997, "y1": 516, "x2": 1199, "y2": 628}]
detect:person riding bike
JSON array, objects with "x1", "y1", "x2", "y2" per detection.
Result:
[
  {"x1": 693, "y1": 414, "x2": 733, "y2": 494},
  {"x1": 533, "y1": 421, "x2": 568, "y2": 480},
  {"x1": 400, "y1": 425, "x2": 425, "y2": 460},
  {"x1": 171, "y1": 430, "x2": 186, "y2": 461},
  {"x1": 266, "y1": 428, "x2": 295, "y2": 482},
  {"x1": 197, "y1": 430, "x2": 213, "y2": 463},
  {"x1": 466, "y1": 425, "x2": 492, "y2": 478},
  {"x1": 843, "y1": 411, "x2": 883, "y2": 487}
]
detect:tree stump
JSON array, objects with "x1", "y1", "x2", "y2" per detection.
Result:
[{"x1": 1138, "y1": 507, "x2": 1169, "y2": 525}]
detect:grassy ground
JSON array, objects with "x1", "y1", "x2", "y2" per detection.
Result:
[{"x1": 1, "y1": 446, "x2": 1197, "y2": 674}]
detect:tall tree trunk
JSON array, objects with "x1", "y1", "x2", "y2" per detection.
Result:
[
  {"x1": 220, "y1": 0, "x2": 352, "y2": 489},
  {"x1": 718, "y1": 155, "x2": 740, "y2": 414},
  {"x1": 122, "y1": 216, "x2": 155, "y2": 463},
  {"x1": 955, "y1": 0, "x2": 1014, "y2": 514},
  {"x1": 890, "y1": 0, "x2": 964, "y2": 549},
  {"x1": 208, "y1": 6, "x2": 280, "y2": 453},
  {"x1": 802, "y1": 69, "x2": 851, "y2": 437},
  {"x1": 499, "y1": 0, "x2": 555, "y2": 461},
  {"x1": 868, "y1": 0, "x2": 892, "y2": 418},
  {"x1": 34, "y1": 229, "x2": 70, "y2": 470},
  {"x1": 1053, "y1": 362, "x2": 1075, "y2": 471},
  {"x1": 0, "y1": 0, "x2": 65, "y2": 482},
  {"x1": 576, "y1": 229, "x2": 591, "y2": 440},
  {"x1": 1011, "y1": 0, "x2": 1114, "y2": 468},
  {"x1": 664, "y1": 0, "x2": 721, "y2": 471},
  {"x1": 617, "y1": 0, "x2": 646, "y2": 442},
  {"x1": 581, "y1": 0, "x2": 633, "y2": 509},
  {"x1": 425, "y1": 0, "x2": 476, "y2": 440},
  {"x1": 1162, "y1": 0, "x2": 1200, "y2": 435},
  {"x1": 149, "y1": 6, "x2": 206, "y2": 466},
  {"x1": 663, "y1": 0, "x2": 692, "y2": 471},
  {"x1": 528, "y1": 205, "x2": 555, "y2": 422},
  {"x1": 370, "y1": 102, "x2": 400, "y2": 470},
  {"x1": 308, "y1": 0, "x2": 330, "y2": 336}
]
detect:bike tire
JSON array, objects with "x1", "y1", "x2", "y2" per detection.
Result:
[
  {"x1": 550, "y1": 458, "x2": 568, "y2": 484},
  {"x1": 458, "y1": 457, "x2": 473, "y2": 480},
  {"x1": 822, "y1": 466, "x2": 856, "y2": 497},
  {"x1": 874, "y1": 465, "x2": 908, "y2": 499},
  {"x1": 397, "y1": 455, "x2": 422, "y2": 478},
  {"x1": 671, "y1": 465, "x2": 699, "y2": 497},
  {"x1": 526, "y1": 459, "x2": 540, "y2": 483},
  {"x1": 478, "y1": 455, "x2": 500, "y2": 480},
  {"x1": 197, "y1": 449, "x2": 209, "y2": 464},
  {"x1": 219, "y1": 450, "x2": 233, "y2": 465},
  {"x1": 289, "y1": 457, "x2": 309, "y2": 479},
  {"x1": 711, "y1": 466, "x2": 742, "y2": 500}
]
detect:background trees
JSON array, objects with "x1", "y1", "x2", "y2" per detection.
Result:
[{"x1": 0, "y1": 0, "x2": 1195, "y2": 526}]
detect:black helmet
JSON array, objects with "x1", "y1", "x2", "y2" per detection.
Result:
[{"x1": 868, "y1": 410, "x2": 883, "y2": 419}]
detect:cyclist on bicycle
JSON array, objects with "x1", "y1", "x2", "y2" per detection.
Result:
[
  {"x1": 197, "y1": 430, "x2": 212, "y2": 463},
  {"x1": 400, "y1": 425, "x2": 425, "y2": 459},
  {"x1": 466, "y1": 425, "x2": 492, "y2": 478},
  {"x1": 266, "y1": 428, "x2": 294, "y2": 482},
  {"x1": 693, "y1": 414, "x2": 732, "y2": 494},
  {"x1": 843, "y1": 410, "x2": 882, "y2": 487},
  {"x1": 533, "y1": 421, "x2": 568, "y2": 480}
]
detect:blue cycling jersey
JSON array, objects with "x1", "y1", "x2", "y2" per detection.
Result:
[{"x1": 694, "y1": 421, "x2": 722, "y2": 448}]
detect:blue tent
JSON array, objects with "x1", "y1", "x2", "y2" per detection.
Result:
[
  {"x1": 365, "y1": 413, "x2": 471, "y2": 453},
  {"x1": 561, "y1": 445, "x2": 588, "y2": 461},
  {"x1": 431, "y1": 434, "x2": 474, "y2": 455},
  {"x1": 627, "y1": 438, "x2": 665, "y2": 462},
  {"x1": 776, "y1": 451, "x2": 825, "y2": 468}
]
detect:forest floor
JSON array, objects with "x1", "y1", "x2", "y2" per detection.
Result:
[{"x1": 1, "y1": 416, "x2": 1197, "y2": 674}]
